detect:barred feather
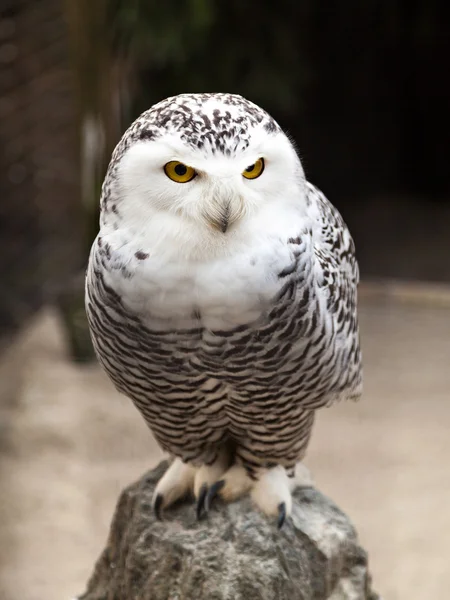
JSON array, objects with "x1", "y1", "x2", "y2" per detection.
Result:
[{"x1": 85, "y1": 93, "x2": 362, "y2": 475}]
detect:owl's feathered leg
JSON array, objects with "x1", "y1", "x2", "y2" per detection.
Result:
[
  {"x1": 203, "y1": 464, "x2": 293, "y2": 526},
  {"x1": 204, "y1": 462, "x2": 313, "y2": 527},
  {"x1": 152, "y1": 449, "x2": 231, "y2": 519},
  {"x1": 193, "y1": 448, "x2": 231, "y2": 519},
  {"x1": 204, "y1": 464, "x2": 253, "y2": 510},
  {"x1": 251, "y1": 466, "x2": 298, "y2": 527},
  {"x1": 253, "y1": 463, "x2": 313, "y2": 525},
  {"x1": 152, "y1": 458, "x2": 196, "y2": 518}
]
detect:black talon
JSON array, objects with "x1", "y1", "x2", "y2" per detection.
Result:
[
  {"x1": 154, "y1": 493, "x2": 164, "y2": 520},
  {"x1": 277, "y1": 502, "x2": 287, "y2": 529},
  {"x1": 205, "y1": 479, "x2": 225, "y2": 512},
  {"x1": 196, "y1": 484, "x2": 208, "y2": 520}
]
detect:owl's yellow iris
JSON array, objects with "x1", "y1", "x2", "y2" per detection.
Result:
[
  {"x1": 164, "y1": 161, "x2": 197, "y2": 183},
  {"x1": 242, "y1": 158, "x2": 265, "y2": 179}
]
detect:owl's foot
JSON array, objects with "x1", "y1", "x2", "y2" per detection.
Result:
[
  {"x1": 204, "y1": 464, "x2": 310, "y2": 528},
  {"x1": 153, "y1": 457, "x2": 310, "y2": 526},
  {"x1": 251, "y1": 466, "x2": 297, "y2": 528},
  {"x1": 152, "y1": 453, "x2": 231, "y2": 520},
  {"x1": 203, "y1": 464, "x2": 253, "y2": 511},
  {"x1": 193, "y1": 451, "x2": 230, "y2": 519},
  {"x1": 152, "y1": 458, "x2": 196, "y2": 519}
]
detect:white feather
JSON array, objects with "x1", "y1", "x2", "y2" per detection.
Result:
[{"x1": 100, "y1": 126, "x2": 310, "y2": 330}]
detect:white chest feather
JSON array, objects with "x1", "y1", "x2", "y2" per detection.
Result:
[{"x1": 99, "y1": 205, "x2": 310, "y2": 330}]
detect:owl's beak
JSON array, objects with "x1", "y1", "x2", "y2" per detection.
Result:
[
  {"x1": 204, "y1": 195, "x2": 243, "y2": 234},
  {"x1": 208, "y1": 202, "x2": 230, "y2": 233}
]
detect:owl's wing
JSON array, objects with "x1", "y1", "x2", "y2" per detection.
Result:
[
  {"x1": 303, "y1": 181, "x2": 362, "y2": 404},
  {"x1": 306, "y1": 180, "x2": 359, "y2": 290}
]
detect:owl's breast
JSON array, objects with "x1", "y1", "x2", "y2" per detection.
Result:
[{"x1": 98, "y1": 232, "x2": 302, "y2": 332}]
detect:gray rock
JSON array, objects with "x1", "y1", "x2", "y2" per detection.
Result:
[{"x1": 77, "y1": 461, "x2": 380, "y2": 600}]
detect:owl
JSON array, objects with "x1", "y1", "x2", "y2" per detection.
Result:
[{"x1": 85, "y1": 93, "x2": 362, "y2": 527}]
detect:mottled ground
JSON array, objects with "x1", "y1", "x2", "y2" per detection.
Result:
[{"x1": 1, "y1": 282, "x2": 449, "y2": 600}]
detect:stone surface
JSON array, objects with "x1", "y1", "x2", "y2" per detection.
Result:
[{"x1": 78, "y1": 461, "x2": 379, "y2": 600}]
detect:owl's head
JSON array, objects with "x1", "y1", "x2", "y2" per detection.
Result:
[{"x1": 101, "y1": 93, "x2": 306, "y2": 244}]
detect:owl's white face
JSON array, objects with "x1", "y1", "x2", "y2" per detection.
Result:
[{"x1": 102, "y1": 94, "x2": 308, "y2": 260}]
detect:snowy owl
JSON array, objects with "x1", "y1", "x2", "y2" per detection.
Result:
[{"x1": 85, "y1": 93, "x2": 362, "y2": 527}]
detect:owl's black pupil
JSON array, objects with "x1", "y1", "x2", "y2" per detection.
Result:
[
  {"x1": 246, "y1": 164, "x2": 255, "y2": 172},
  {"x1": 174, "y1": 163, "x2": 187, "y2": 176}
]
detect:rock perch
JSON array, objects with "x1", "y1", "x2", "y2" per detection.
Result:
[{"x1": 77, "y1": 461, "x2": 380, "y2": 600}]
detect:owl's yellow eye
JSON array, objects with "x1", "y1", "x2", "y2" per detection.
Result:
[
  {"x1": 242, "y1": 157, "x2": 265, "y2": 180},
  {"x1": 164, "y1": 161, "x2": 197, "y2": 183}
]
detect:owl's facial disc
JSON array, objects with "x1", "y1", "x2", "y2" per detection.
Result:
[{"x1": 113, "y1": 93, "x2": 306, "y2": 244}]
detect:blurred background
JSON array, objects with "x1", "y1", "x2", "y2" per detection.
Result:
[{"x1": 0, "y1": 1, "x2": 449, "y2": 599}]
